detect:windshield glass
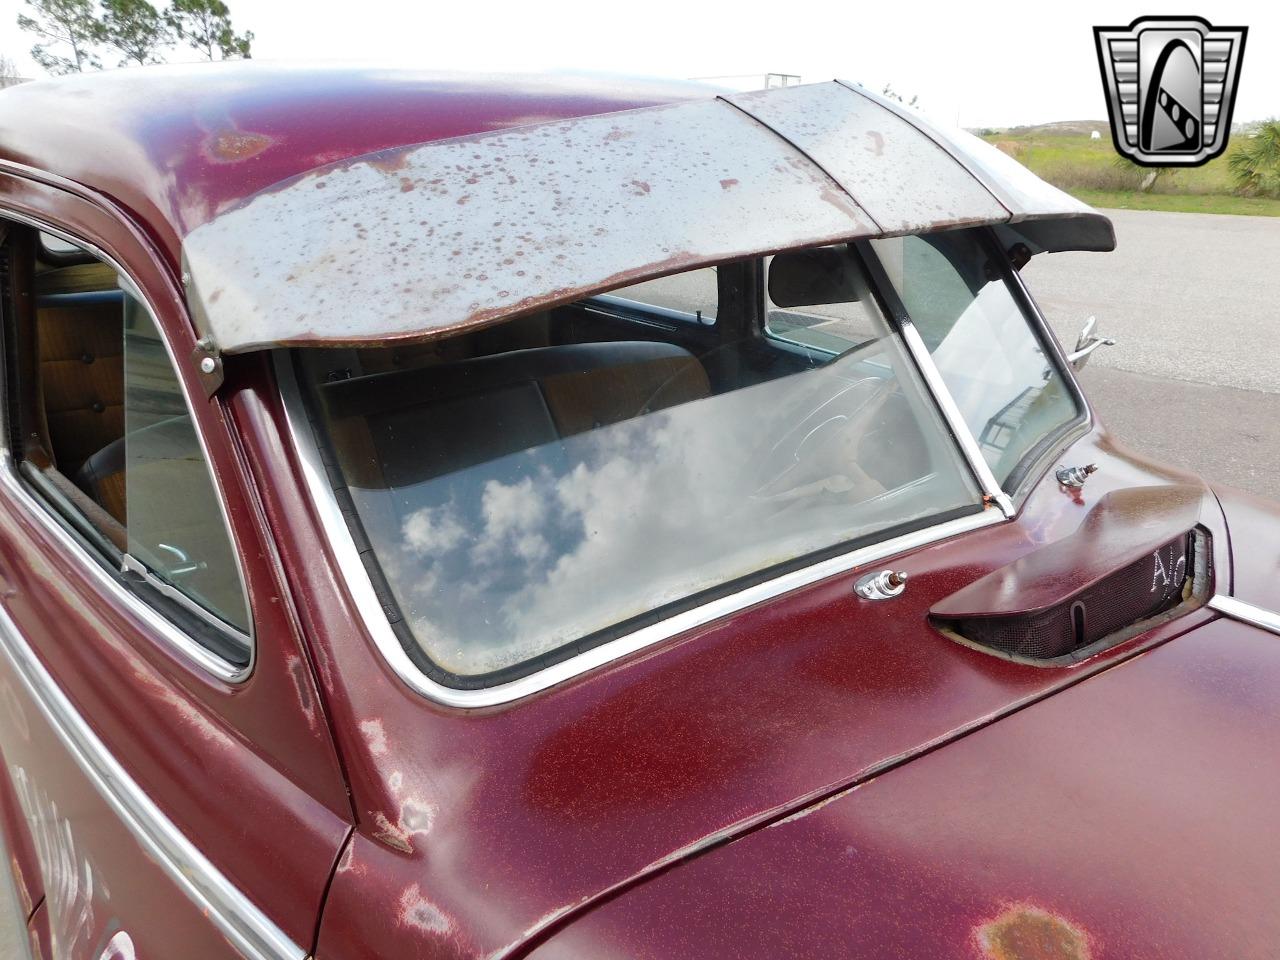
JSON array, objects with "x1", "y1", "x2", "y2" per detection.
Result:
[
  {"x1": 295, "y1": 243, "x2": 984, "y2": 681},
  {"x1": 868, "y1": 232, "x2": 1081, "y2": 483}
]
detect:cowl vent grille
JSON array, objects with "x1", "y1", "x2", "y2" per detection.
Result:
[
  {"x1": 929, "y1": 484, "x2": 1214, "y2": 664},
  {"x1": 938, "y1": 533, "x2": 1200, "y2": 661}
]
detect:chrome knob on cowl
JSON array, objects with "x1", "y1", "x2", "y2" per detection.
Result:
[
  {"x1": 855, "y1": 569, "x2": 909, "y2": 600},
  {"x1": 1056, "y1": 463, "x2": 1098, "y2": 489}
]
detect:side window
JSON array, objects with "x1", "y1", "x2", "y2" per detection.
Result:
[
  {"x1": 2, "y1": 223, "x2": 250, "y2": 662},
  {"x1": 123, "y1": 297, "x2": 248, "y2": 633},
  {"x1": 868, "y1": 231, "x2": 1082, "y2": 484},
  {"x1": 595, "y1": 265, "x2": 718, "y2": 324},
  {"x1": 763, "y1": 245, "x2": 884, "y2": 355}
]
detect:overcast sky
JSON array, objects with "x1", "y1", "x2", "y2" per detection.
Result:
[{"x1": 2, "y1": 1, "x2": 1275, "y2": 127}]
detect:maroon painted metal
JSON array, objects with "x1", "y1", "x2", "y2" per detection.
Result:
[
  {"x1": 0, "y1": 64, "x2": 1274, "y2": 960},
  {"x1": 0, "y1": 169, "x2": 351, "y2": 954},
  {"x1": 527, "y1": 614, "x2": 1280, "y2": 959},
  {"x1": 233, "y1": 388, "x2": 1235, "y2": 959},
  {"x1": 931, "y1": 483, "x2": 1205, "y2": 619},
  {"x1": 1209, "y1": 483, "x2": 1280, "y2": 605}
]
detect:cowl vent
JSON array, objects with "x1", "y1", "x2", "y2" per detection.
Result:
[{"x1": 932, "y1": 485, "x2": 1212, "y2": 663}]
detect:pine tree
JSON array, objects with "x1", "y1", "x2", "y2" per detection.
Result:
[
  {"x1": 17, "y1": 0, "x2": 103, "y2": 75},
  {"x1": 165, "y1": 0, "x2": 252, "y2": 61},
  {"x1": 101, "y1": 0, "x2": 172, "y2": 66}
]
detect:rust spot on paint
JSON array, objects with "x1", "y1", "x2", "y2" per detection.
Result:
[
  {"x1": 866, "y1": 130, "x2": 884, "y2": 156},
  {"x1": 975, "y1": 905, "x2": 1092, "y2": 960},
  {"x1": 371, "y1": 811, "x2": 414, "y2": 853},
  {"x1": 603, "y1": 127, "x2": 632, "y2": 142},
  {"x1": 628, "y1": 179, "x2": 651, "y2": 195},
  {"x1": 397, "y1": 883, "x2": 452, "y2": 935},
  {"x1": 719, "y1": 178, "x2": 739, "y2": 190},
  {"x1": 367, "y1": 151, "x2": 411, "y2": 174},
  {"x1": 207, "y1": 130, "x2": 273, "y2": 163},
  {"x1": 400, "y1": 177, "x2": 416, "y2": 192}
]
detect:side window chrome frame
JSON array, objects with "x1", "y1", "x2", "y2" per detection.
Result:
[
  {"x1": 856, "y1": 230, "x2": 1093, "y2": 513},
  {"x1": 584, "y1": 293, "x2": 713, "y2": 329},
  {"x1": 994, "y1": 236, "x2": 1095, "y2": 504},
  {"x1": 0, "y1": 209, "x2": 255, "y2": 683},
  {"x1": 852, "y1": 240, "x2": 1017, "y2": 518}
]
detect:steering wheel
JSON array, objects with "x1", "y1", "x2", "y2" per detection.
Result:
[{"x1": 751, "y1": 375, "x2": 896, "y2": 503}]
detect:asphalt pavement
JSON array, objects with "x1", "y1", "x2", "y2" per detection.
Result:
[{"x1": 1024, "y1": 208, "x2": 1280, "y2": 500}]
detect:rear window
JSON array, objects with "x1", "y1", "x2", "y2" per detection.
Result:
[{"x1": 294, "y1": 247, "x2": 983, "y2": 683}]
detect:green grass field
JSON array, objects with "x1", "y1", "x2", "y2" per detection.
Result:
[{"x1": 984, "y1": 132, "x2": 1280, "y2": 217}]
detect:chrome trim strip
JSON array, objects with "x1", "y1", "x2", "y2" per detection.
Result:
[
  {"x1": 276, "y1": 353, "x2": 1006, "y2": 708},
  {"x1": 894, "y1": 319, "x2": 1016, "y2": 517},
  {"x1": 0, "y1": 451, "x2": 244, "y2": 682},
  {"x1": 0, "y1": 207, "x2": 253, "y2": 683},
  {"x1": 0, "y1": 604, "x2": 305, "y2": 960},
  {"x1": 997, "y1": 237, "x2": 1096, "y2": 506},
  {"x1": 1209, "y1": 594, "x2": 1280, "y2": 636},
  {"x1": 1003, "y1": 254, "x2": 1094, "y2": 426}
]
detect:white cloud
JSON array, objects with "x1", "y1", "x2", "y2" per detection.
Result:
[
  {"x1": 387, "y1": 360, "x2": 972, "y2": 674},
  {"x1": 401, "y1": 504, "x2": 465, "y2": 556}
]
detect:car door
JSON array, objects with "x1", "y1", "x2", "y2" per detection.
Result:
[{"x1": 0, "y1": 170, "x2": 353, "y2": 958}]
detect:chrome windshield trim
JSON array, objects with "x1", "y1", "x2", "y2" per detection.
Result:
[
  {"x1": 1209, "y1": 595, "x2": 1280, "y2": 636},
  {"x1": 1002, "y1": 250, "x2": 1095, "y2": 420},
  {"x1": 0, "y1": 605, "x2": 304, "y2": 960},
  {"x1": 0, "y1": 207, "x2": 253, "y2": 683},
  {"x1": 894, "y1": 319, "x2": 1016, "y2": 518},
  {"x1": 276, "y1": 353, "x2": 1006, "y2": 708}
]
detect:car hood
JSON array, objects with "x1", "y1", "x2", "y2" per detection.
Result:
[{"x1": 531, "y1": 613, "x2": 1280, "y2": 959}]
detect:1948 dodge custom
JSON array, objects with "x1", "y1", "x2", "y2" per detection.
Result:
[{"x1": 1, "y1": 63, "x2": 1279, "y2": 960}]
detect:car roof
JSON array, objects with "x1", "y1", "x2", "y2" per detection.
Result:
[
  {"x1": 0, "y1": 62, "x2": 711, "y2": 264},
  {"x1": 0, "y1": 65, "x2": 1114, "y2": 356}
]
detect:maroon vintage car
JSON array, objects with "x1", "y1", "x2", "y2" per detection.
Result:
[{"x1": 0, "y1": 63, "x2": 1278, "y2": 960}]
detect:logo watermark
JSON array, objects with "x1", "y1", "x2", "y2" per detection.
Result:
[{"x1": 1094, "y1": 16, "x2": 1247, "y2": 166}]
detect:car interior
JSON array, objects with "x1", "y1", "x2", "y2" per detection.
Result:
[
  {"x1": 0, "y1": 222, "x2": 250, "y2": 654},
  {"x1": 2, "y1": 227, "x2": 128, "y2": 550},
  {"x1": 300, "y1": 246, "x2": 939, "y2": 503},
  {"x1": 290, "y1": 243, "x2": 994, "y2": 682}
]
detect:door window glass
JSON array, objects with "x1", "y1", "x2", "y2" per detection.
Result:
[
  {"x1": 869, "y1": 231, "x2": 1081, "y2": 483},
  {"x1": 124, "y1": 296, "x2": 249, "y2": 633},
  {"x1": 4, "y1": 222, "x2": 250, "y2": 656},
  {"x1": 595, "y1": 266, "x2": 718, "y2": 324}
]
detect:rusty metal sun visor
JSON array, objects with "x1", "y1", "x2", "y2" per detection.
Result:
[{"x1": 180, "y1": 81, "x2": 1115, "y2": 354}]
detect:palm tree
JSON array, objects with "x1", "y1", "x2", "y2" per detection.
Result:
[{"x1": 1229, "y1": 120, "x2": 1280, "y2": 198}]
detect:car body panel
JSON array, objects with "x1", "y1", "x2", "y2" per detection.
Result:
[
  {"x1": 217, "y1": 358, "x2": 1228, "y2": 960},
  {"x1": 526, "y1": 615, "x2": 1280, "y2": 960},
  {"x1": 0, "y1": 169, "x2": 352, "y2": 954},
  {"x1": 0, "y1": 742, "x2": 40, "y2": 926},
  {"x1": 0, "y1": 65, "x2": 713, "y2": 270},
  {"x1": 1211, "y1": 482, "x2": 1280, "y2": 607}
]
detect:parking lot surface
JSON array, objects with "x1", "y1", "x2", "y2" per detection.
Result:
[{"x1": 1024, "y1": 208, "x2": 1280, "y2": 500}]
